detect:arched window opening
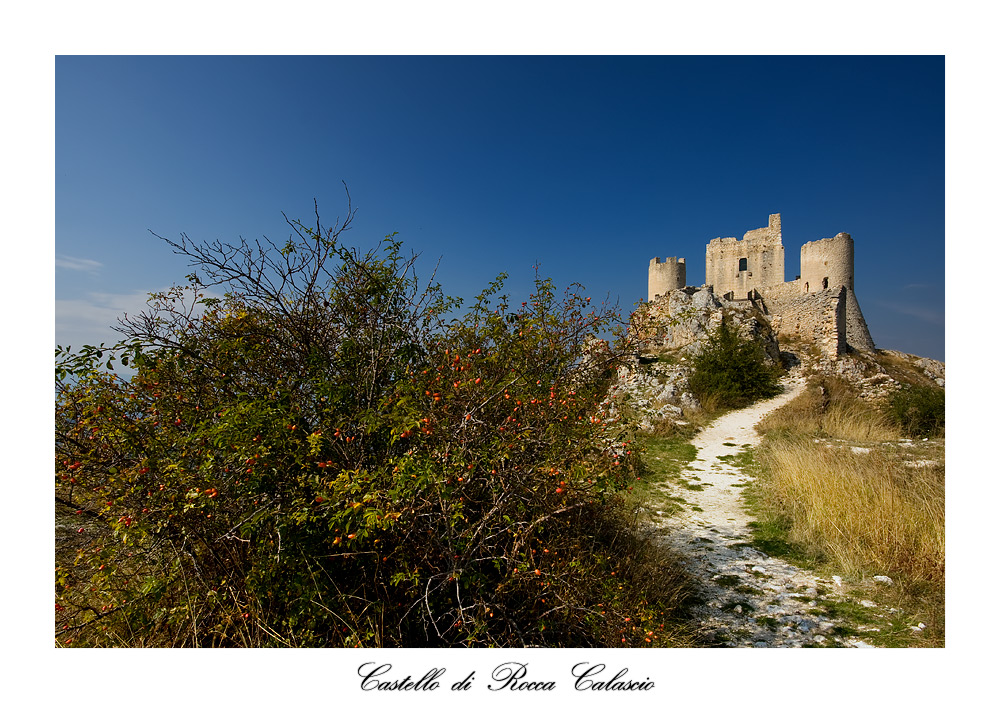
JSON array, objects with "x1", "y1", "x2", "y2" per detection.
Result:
[
  {"x1": 738, "y1": 257, "x2": 748, "y2": 272},
  {"x1": 822, "y1": 277, "x2": 829, "y2": 290}
]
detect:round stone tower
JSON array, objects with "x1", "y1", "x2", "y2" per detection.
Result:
[
  {"x1": 648, "y1": 256, "x2": 686, "y2": 301},
  {"x1": 800, "y1": 232, "x2": 854, "y2": 294}
]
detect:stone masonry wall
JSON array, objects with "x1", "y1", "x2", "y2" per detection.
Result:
[
  {"x1": 760, "y1": 286, "x2": 846, "y2": 357},
  {"x1": 844, "y1": 288, "x2": 876, "y2": 352},
  {"x1": 757, "y1": 280, "x2": 805, "y2": 301},
  {"x1": 705, "y1": 214, "x2": 785, "y2": 299}
]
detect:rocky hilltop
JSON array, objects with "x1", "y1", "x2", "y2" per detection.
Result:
[{"x1": 611, "y1": 285, "x2": 943, "y2": 430}]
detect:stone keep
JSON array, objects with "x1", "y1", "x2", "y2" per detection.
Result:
[
  {"x1": 705, "y1": 213, "x2": 785, "y2": 299},
  {"x1": 647, "y1": 213, "x2": 876, "y2": 355}
]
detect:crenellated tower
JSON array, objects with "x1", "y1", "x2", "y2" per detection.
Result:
[{"x1": 648, "y1": 256, "x2": 686, "y2": 301}]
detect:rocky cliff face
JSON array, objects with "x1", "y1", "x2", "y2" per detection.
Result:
[
  {"x1": 614, "y1": 286, "x2": 782, "y2": 431},
  {"x1": 634, "y1": 286, "x2": 779, "y2": 362}
]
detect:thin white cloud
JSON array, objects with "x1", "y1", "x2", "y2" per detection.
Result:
[
  {"x1": 55, "y1": 285, "x2": 222, "y2": 352},
  {"x1": 55, "y1": 290, "x2": 153, "y2": 349},
  {"x1": 56, "y1": 255, "x2": 103, "y2": 273},
  {"x1": 876, "y1": 300, "x2": 945, "y2": 325}
]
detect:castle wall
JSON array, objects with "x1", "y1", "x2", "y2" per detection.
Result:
[
  {"x1": 845, "y1": 288, "x2": 876, "y2": 352},
  {"x1": 705, "y1": 213, "x2": 784, "y2": 299},
  {"x1": 761, "y1": 286, "x2": 846, "y2": 357},
  {"x1": 757, "y1": 280, "x2": 805, "y2": 300},
  {"x1": 648, "y1": 256, "x2": 686, "y2": 300}
]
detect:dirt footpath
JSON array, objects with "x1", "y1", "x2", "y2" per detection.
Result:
[{"x1": 650, "y1": 373, "x2": 883, "y2": 647}]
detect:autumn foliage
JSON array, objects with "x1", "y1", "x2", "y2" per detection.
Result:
[{"x1": 55, "y1": 203, "x2": 691, "y2": 646}]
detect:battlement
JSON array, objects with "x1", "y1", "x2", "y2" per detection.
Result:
[{"x1": 708, "y1": 213, "x2": 783, "y2": 248}]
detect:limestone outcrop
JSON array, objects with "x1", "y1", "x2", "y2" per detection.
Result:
[{"x1": 629, "y1": 285, "x2": 779, "y2": 362}]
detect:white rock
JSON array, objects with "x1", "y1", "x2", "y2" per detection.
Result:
[
  {"x1": 753, "y1": 641, "x2": 769, "y2": 648},
  {"x1": 813, "y1": 635, "x2": 827, "y2": 644},
  {"x1": 873, "y1": 575, "x2": 893, "y2": 585},
  {"x1": 751, "y1": 565, "x2": 767, "y2": 574},
  {"x1": 859, "y1": 600, "x2": 877, "y2": 608},
  {"x1": 832, "y1": 576, "x2": 843, "y2": 588}
]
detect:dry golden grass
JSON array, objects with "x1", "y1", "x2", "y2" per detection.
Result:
[
  {"x1": 820, "y1": 398, "x2": 899, "y2": 442},
  {"x1": 756, "y1": 385, "x2": 823, "y2": 434},
  {"x1": 755, "y1": 437, "x2": 944, "y2": 587},
  {"x1": 752, "y1": 374, "x2": 945, "y2": 644},
  {"x1": 758, "y1": 377, "x2": 898, "y2": 442}
]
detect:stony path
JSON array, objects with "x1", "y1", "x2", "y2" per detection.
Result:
[{"x1": 647, "y1": 374, "x2": 882, "y2": 647}]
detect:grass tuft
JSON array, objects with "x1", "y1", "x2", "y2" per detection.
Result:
[{"x1": 758, "y1": 376, "x2": 897, "y2": 442}]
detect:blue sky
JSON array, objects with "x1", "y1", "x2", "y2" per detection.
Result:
[{"x1": 56, "y1": 55, "x2": 945, "y2": 359}]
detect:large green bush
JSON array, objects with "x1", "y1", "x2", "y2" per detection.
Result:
[
  {"x1": 687, "y1": 318, "x2": 781, "y2": 411},
  {"x1": 55, "y1": 205, "x2": 691, "y2": 647},
  {"x1": 888, "y1": 384, "x2": 945, "y2": 438}
]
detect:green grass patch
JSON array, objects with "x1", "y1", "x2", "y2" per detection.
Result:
[
  {"x1": 633, "y1": 435, "x2": 699, "y2": 509},
  {"x1": 888, "y1": 384, "x2": 945, "y2": 438},
  {"x1": 714, "y1": 575, "x2": 741, "y2": 588}
]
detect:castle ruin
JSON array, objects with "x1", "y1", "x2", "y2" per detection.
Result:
[{"x1": 648, "y1": 213, "x2": 875, "y2": 356}]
